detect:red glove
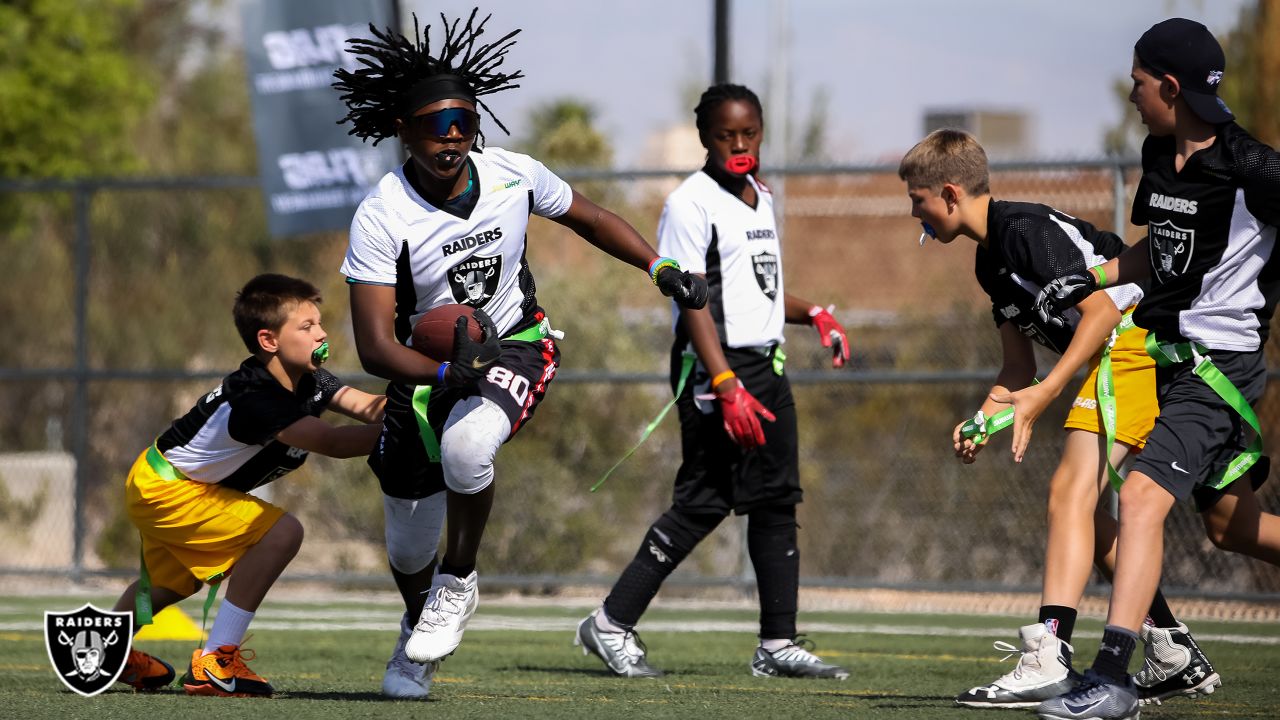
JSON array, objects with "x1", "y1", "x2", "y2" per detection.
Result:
[
  {"x1": 809, "y1": 305, "x2": 849, "y2": 368},
  {"x1": 717, "y1": 385, "x2": 776, "y2": 449}
]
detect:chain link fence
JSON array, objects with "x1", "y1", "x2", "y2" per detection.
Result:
[{"x1": 3, "y1": 161, "x2": 1279, "y2": 599}]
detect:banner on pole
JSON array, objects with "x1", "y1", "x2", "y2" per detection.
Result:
[{"x1": 242, "y1": 0, "x2": 399, "y2": 237}]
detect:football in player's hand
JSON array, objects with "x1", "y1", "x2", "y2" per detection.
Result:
[{"x1": 411, "y1": 304, "x2": 483, "y2": 362}]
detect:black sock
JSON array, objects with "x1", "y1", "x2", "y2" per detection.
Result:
[
  {"x1": 1145, "y1": 589, "x2": 1179, "y2": 628},
  {"x1": 439, "y1": 559, "x2": 475, "y2": 579},
  {"x1": 1037, "y1": 605, "x2": 1078, "y2": 644},
  {"x1": 1092, "y1": 625, "x2": 1138, "y2": 683}
]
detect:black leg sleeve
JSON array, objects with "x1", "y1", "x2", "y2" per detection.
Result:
[
  {"x1": 748, "y1": 504, "x2": 799, "y2": 640},
  {"x1": 602, "y1": 507, "x2": 725, "y2": 629}
]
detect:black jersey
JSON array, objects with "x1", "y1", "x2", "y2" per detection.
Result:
[
  {"x1": 976, "y1": 200, "x2": 1142, "y2": 354},
  {"x1": 1131, "y1": 123, "x2": 1280, "y2": 351},
  {"x1": 155, "y1": 358, "x2": 344, "y2": 492}
]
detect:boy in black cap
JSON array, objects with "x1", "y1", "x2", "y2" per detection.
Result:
[{"x1": 1032, "y1": 17, "x2": 1280, "y2": 720}]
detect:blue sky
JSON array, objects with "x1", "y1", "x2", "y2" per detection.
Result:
[{"x1": 350, "y1": 1, "x2": 1250, "y2": 164}]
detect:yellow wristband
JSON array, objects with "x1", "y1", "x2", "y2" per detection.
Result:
[
  {"x1": 1092, "y1": 265, "x2": 1107, "y2": 288},
  {"x1": 711, "y1": 370, "x2": 736, "y2": 390}
]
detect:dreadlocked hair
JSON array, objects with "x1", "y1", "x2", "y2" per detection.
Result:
[
  {"x1": 694, "y1": 83, "x2": 764, "y2": 140},
  {"x1": 333, "y1": 8, "x2": 523, "y2": 147}
]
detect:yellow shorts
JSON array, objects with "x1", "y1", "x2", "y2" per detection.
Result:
[
  {"x1": 124, "y1": 449, "x2": 285, "y2": 594},
  {"x1": 1063, "y1": 322, "x2": 1157, "y2": 449}
]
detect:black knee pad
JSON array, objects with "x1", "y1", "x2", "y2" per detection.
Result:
[
  {"x1": 747, "y1": 504, "x2": 797, "y2": 542},
  {"x1": 603, "y1": 508, "x2": 723, "y2": 629},
  {"x1": 649, "y1": 508, "x2": 723, "y2": 566}
]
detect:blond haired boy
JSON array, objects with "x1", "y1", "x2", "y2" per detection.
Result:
[{"x1": 900, "y1": 129, "x2": 1221, "y2": 708}]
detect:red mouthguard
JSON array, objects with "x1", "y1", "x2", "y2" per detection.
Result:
[{"x1": 725, "y1": 155, "x2": 758, "y2": 175}]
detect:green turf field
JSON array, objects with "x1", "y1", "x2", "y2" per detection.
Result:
[{"x1": 3, "y1": 594, "x2": 1278, "y2": 718}]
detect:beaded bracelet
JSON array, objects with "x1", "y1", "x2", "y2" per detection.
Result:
[{"x1": 648, "y1": 256, "x2": 681, "y2": 285}]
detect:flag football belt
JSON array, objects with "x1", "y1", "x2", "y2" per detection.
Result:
[
  {"x1": 145, "y1": 443, "x2": 187, "y2": 480},
  {"x1": 959, "y1": 312, "x2": 1138, "y2": 462},
  {"x1": 136, "y1": 444, "x2": 225, "y2": 634},
  {"x1": 591, "y1": 344, "x2": 787, "y2": 491},
  {"x1": 591, "y1": 352, "x2": 696, "y2": 492},
  {"x1": 1097, "y1": 310, "x2": 1137, "y2": 491},
  {"x1": 1144, "y1": 331, "x2": 1261, "y2": 491},
  {"x1": 412, "y1": 317, "x2": 558, "y2": 463}
]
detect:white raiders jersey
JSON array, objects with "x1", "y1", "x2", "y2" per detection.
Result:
[
  {"x1": 341, "y1": 147, "x2": 573, "y2": 341},
  {"x1": 658, "y1": 171, "x2": 785, "y2": 348}
]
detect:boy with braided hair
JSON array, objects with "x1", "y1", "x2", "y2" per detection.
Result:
[{"x1": 333, "y1": 8, "x2": 708, "y2": 698}]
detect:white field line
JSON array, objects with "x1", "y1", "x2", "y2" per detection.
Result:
[{"x1": 1, "y1": 609, "x2": 1278, "y2": 646}]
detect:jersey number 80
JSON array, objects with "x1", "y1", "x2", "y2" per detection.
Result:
[{"x1": 486, "y1": 366, "x2": 530, "y2": 405}]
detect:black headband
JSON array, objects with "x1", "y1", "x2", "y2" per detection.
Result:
[{"x1": 402, "y1": 74, "x2": 477, "y2": 116}]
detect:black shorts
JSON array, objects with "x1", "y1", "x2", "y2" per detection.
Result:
[
  {"x1": 671, "y1": 343, "x2": 801, "y2": 515},
  {"x1": 370, "y1": 322, "x2": 560, "y2": 500},
  {"x1": 1132, "y1": 347, "x2": 1268, "y2": 510}
]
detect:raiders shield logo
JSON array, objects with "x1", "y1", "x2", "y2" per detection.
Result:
[
  {"x1": 752, "y1": 251, "x2": 780, "y2": 300},
  {"x1": 447, "y1": 254, "x2": 502, "y2": 307},
  {"x1": 1149, "y1": 219, "x2": 1194, "y2": 282},
  {"x1": 45, "y1": 604, "x2": 132, "y2": 696}
]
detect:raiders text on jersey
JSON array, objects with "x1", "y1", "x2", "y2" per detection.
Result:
[
  {"x1": 658, "y1": 171, "x2": 786, "y2": 348},
  {"x1": 342, "y1": 147, "x2": 573, "y2": 339},
  {"x1": 1131, "y1": 123, "x2": 1280, "y2": 351}
]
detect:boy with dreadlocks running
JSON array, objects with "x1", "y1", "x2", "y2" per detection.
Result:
[
  {"x1": 576, "y1": 84, "x2": 850, "y2": 681},
  {"x1": 333, "y1": 9, "x2": 708, "y2": 699}
]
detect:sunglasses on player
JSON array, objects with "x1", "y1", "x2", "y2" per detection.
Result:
[{"x1": 406, "y1": 107, "x2": 481, "y2": 138}]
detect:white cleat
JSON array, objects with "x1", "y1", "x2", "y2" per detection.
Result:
[
  {"x1": 405, "y1": 571, "x2": 478, "y2": 664},
  {"x1": 383, "y1": 611, "x2": 437, "y2": 698},
  {"x1": 956, "y1": 622, "x2": 1080, "y2": 709},
  {"x1": 1135, "y1": 622, "x2": 1221, "y2": 706}
]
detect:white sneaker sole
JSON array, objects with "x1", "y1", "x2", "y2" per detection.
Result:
[
  {"x1": 1138, "y1": 671, "x2": 1221, "y2": 706},
  {"x1": 405, "y1": 631, "x2": 465, "y2": 664},
  {"x1": 956, "y1": 699, "x2": 1042, "y2": 709}
]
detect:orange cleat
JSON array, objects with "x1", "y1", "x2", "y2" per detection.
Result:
[
  {"x1": 119, "y1": 648, "x2": 175, "y2": 691},
  {"x1": 180, "y1": 644, "x2": 274, "y2": 697}
]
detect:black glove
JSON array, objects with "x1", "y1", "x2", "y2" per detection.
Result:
[
  {"x1": 1034, "y1": 272, "x2": 1098, "y2": 328},
  {"x1": 656, "y1": 266, "x2": 709, "y2": 309},
  {"x1": 446, "y1": 308, "x2": 502, "y2": 387}
]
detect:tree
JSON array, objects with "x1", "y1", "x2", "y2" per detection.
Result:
[
  {"x1": 1219, "y1": 0, "x2": 1280, "y2": 146},
  {"x1": 520, "y1": 98, "x2": 616, "y2": 203},
  {"x1": 0, "y1": 0, "x2": 154, "y2": 178},
  {"x1": 1103, "y1": 1, "x2": 1279, "y2": 154},
  {"x1": 520, "y1": 99, "x2": 614, "y2": 170}
]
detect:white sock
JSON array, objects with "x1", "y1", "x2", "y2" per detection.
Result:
[
  {"x1": 594, "y1": 606, "x2": 626, "y2": 633},
  {"x1": 761, "y1": 638, "x2": 791, "y2": 653},
  {"x1": 203, "y1": 599, "x2": 255, "y2": 654}
]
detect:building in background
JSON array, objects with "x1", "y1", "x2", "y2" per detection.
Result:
[{"x1": 924, "y1": 108, "x2": 1032, "y2": 159}]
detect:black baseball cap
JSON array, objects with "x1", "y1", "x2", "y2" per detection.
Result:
[{"x1": 1134, "y1": 18, "x2": 1233, "y2": 124}]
